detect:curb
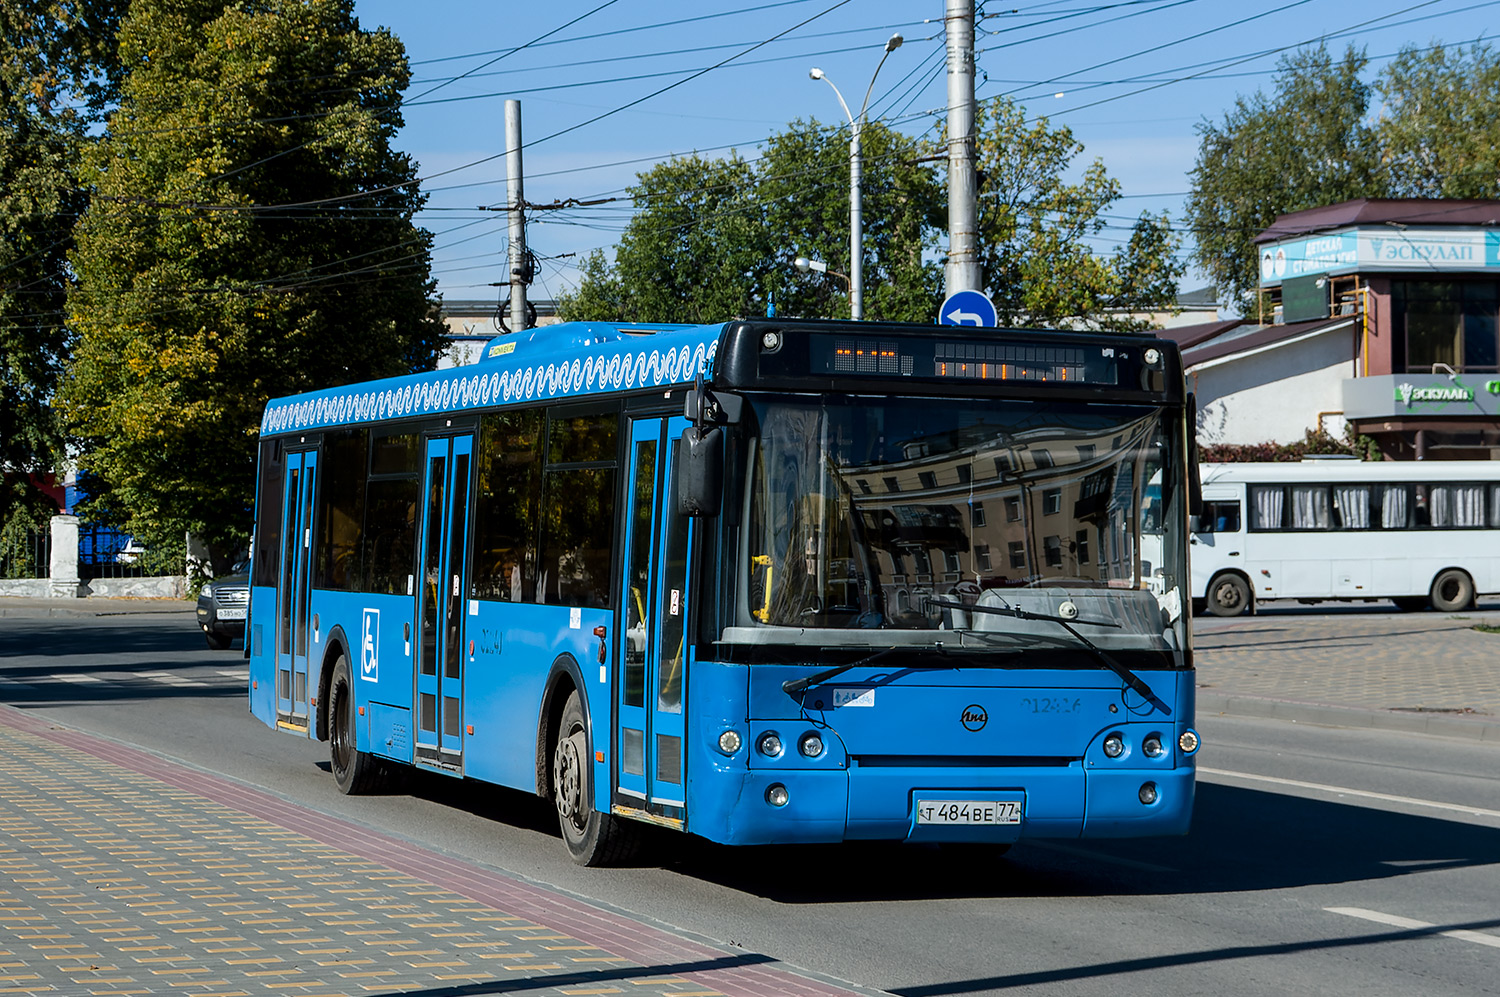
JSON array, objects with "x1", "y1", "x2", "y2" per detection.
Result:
[
  {"x1": 1199, "y1": 691, "x2": 1500, "y2": 743},
  {"x1": 0, "y1": 599, "x2": 194, "y2": 619}
]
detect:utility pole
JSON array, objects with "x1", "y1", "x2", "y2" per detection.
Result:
[
  {"x1": 944, "y1": 0, "x2": 981, "y2": 296},
  {"x1": 505, "y1": 99, "x2": 530, "y2": 332}
]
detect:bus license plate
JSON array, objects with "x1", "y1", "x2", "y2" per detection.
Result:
[
  {"x1": 916, "y1": 800, "x2": 1021, "y2": 825},
  {"x1": 217, "y1": 608, "x2": 247, "y2": 621}
]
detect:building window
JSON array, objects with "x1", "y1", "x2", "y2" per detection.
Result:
[
  {"x1": 1043, "y1": 489, "x2": 1062, "y2": 515},
  {"x1": 919, "y1": 471, "x2": 938, "y2": 490},
  {"x1": 1396, "y1": 281, "x2": 1500, "y2": 373},
  {"x1": 971, "y1": 501, "x2": 986, "y2": 527},
  {"x1": 1043, "y1": 535, "x2": 1063, "y2": 567},
  {"x1": 975, "y1": 544, "x2": 993, "y2": 571},
  {"x1": 1004, "y1": 496, "x2": 1021, "y2": 521},
  {"x1": 883, "y1": 476, "x2": 901, "y2": 493},
  {"x1": 1032, "y1": 448, "x2": 1054, "y2": 468},
  {"x1": 1075, "y1": 530, "x2": 1089, "y2": 564},
  {"x1": 1006, "y1": 542, "x2": 1024, "y2": 569}
]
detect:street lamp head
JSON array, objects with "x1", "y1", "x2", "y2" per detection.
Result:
[
  {"x1": 794, "y1": 256, "x2": 811, "y2": 273},
  {"x1": 808, "y1": 67, "x2": 825, "y2": 80},
  {"x1": 885, "y1": 33, "x2": 903, "y2": 53}
]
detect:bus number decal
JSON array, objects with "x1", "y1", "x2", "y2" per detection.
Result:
[{"x1": 1021, "y1": 697, "x2": 1082, "y2": 714}]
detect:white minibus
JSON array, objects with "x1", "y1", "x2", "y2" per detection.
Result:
[{"x1": 1192, "y1": 459, "x2": 1500, "y2": 616}]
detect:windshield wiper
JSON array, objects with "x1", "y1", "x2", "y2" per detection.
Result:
[
  {"x1": 931, "y1": 599, "x2": 1170, "y2": 716},
  {"x1": 782, "y1": 645, "x2": 925, "y2": 697}
]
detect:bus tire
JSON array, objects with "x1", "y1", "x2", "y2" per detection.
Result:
[
  {"x1": 329, "y1": 653, "x2": 385, "y2": 795},
  {"x1": 1429, "y1": 569, "x2": 1474, "y2": 613},
  {"x1": 552, "y1": 690, "x2": 638, "y2": 866},
  {"x1": 1206, "y1": 572, "x2": 1251, "y2": 617}
]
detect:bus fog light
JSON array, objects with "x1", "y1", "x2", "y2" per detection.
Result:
[
  {"x1": 798, "y1": 732, "x2": 824, "y2": 758},
  {"x1": 717, "y1": 730, "x2": 742, "y2": 756},
  {"x1": 766, "y1": 783, "x2": 789, "y2": 807},
  {"x1": 757, "y1": 732, "x2": 783, "y2": 757},
  {"x1": 1103, "y1": 734, "x2": 1124, "y2": 758},
  {"x1": 1142, "y1": 735, "x2": 1164, "y2": 758},
  {"x1": 1139, "y1": 782, "x2": 1158, "y2": 805},
  {"x1": 1178, "y1": 730, "x2": 1200, "y2": 754}
]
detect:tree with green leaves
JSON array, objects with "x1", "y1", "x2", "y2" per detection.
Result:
[
  {"x1": 1375, "y1": 42, "x2": 1500, "y2": 200},
  {"x1": 1185, "y1": 41, "x2": 1500, "y2": 306},
  {"x1": 1185, "y1": 44, "x2": 1381, "y2": 307},
  {"x1": 560, "y1": 120, "x2": 943, "y2": 325},
  {"x1": 62, "y1": 0, "x2": 444, "y2": 572},
  {"x1": 560, "y1": 104, "x2": 1181, "y2": 330},
  {"x1": 969, "y1": 96, "x2": 1184, "y2": 331},
  {"x1": 0, "y1": 0, "x2": 124, "y2": 530}
]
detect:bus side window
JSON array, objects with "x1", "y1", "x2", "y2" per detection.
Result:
[{"x1": 1199, "y1": 500, "x2": 1240, "y2": 533}]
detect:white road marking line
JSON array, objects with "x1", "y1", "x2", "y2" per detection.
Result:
[
  {"x1": 56, "y1": 675, "x2": 104, "y2": 683},
  {"x1": 130, "y1": 671, "x2": 208, "y2": 687},
  {"x1": 1198, "y1": 766, "x2": 1500, "y2": 820},
  {"x1": 1327, "y1": 907, "x2": 1500, "y2": 949},
  {"x1": 215, "y1": 670, "x2": 244, "y2": 678},
  {"x1": 1027, "y1": 841, "x2": 1176, "y2": 873}
]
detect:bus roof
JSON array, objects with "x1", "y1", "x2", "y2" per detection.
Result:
[
  {"x1": 260, "y1": 321, "x2": 724, "y2": 437},
  {"x1": 1201, "y1": 460, "x2": 1500, "y2": 485}
]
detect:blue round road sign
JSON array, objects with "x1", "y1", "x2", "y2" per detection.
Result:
[{"x1": 939, "y1": 289, "x2": 997, "y2": 327}]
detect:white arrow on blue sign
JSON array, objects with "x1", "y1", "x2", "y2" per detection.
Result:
[{"x1": 939, "y1": 289, "x2": 997, "y2": 327}]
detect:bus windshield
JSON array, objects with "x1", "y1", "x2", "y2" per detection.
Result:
[{"x1": 736, "y1": 393, "x2": 1185, "y2": 654}]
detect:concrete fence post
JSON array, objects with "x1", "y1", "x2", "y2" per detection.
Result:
[
  {"x1": 48, "y1": 515, "x2": 81, "y2": 598},
  {"x1": 186, "y1": 533, "x2": 211, "y2": 583}
]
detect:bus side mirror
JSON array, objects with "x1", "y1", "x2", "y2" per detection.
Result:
[{"x1": 676, "y1": 427, "x2": 722, "y2": 518}]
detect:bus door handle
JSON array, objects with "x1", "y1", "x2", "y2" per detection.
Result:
[
  {"x1": 1228, "y1": 551, "x2": 1240, "y2": 557},
  {"x1": 593, "y1": 625, "x2": 607, "y2": 664}
]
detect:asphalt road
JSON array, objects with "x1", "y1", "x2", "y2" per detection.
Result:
[{"x1": 1, "y1": 610, "x2": 1497, "y2": 997}]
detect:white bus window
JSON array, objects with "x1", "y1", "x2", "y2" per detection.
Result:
[
  {"x1": 1199, "y1": 500, "x2": 1240, "y2": 533},
  {"x1": 1290, "y1": 486, "x2": 1332, "y2": 530},
  {"x1": 1429, "y1": 484, "x2": 1486, "y2": 528},
  {"x1": 1332, "y1": 485, "x2": 1370, "y2": 529},
  {"x1": 1492, "y1": 485, "x2": 1500, "y2": 527},
  {"x1": 1376, "y1": 484, "x2": 1408, "y2": 528},
  {"x1": 1250, "y1": 485, "x2": 1284, "y2": 530}
]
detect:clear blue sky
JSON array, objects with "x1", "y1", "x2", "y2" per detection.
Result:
[{"x1": 352, "y1": 0, "x2": 1499, "y2": 306}]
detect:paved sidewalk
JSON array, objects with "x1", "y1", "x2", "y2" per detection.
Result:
[
  {"x1": 0, "y1": 703, "x2": 872, "y2": 997},
  {"x1": 0, "y1": 596, "x2": 194, "y2": 618},
  {"x1": 1194, "y1": 604, "x2": 1500, "y2": 742}
]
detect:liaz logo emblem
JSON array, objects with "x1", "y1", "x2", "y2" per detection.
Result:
[{"x1": 961, "y1": 704, "x2": 988, "y2": 731}]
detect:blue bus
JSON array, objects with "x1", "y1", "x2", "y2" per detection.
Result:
[{"x1": 248, "y1": 318, "x2": 1199, "y2": 864}]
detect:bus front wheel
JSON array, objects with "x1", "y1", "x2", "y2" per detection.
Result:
[
  {"x1": 329, "y1": 653, "x2": 386, "y2": 795},
  {"x1": 1206, "y1": 573, "x2": 1251, "y2": 617},
  {"x1": 552, "y1": 690, "x2": 638, "y2": 866},
  {"x1": 1430, "y1": 570, "x2": 1475, "y2": 613}
]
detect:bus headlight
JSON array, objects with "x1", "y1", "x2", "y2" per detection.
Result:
[
  {"x1": 1142, "y1": 735, "x2": 1164, "y2": 758},
  {"x1": 717, "y1": 730, "x2": 742, "y2": 756},
  {"x1": 757, "y1": 732, "x2": 783, "y2": 757},
  {"x1": 1103, "y1": 733, "x2": 1125, "y2": 758},
  {"x1": 798, "y1": 732, "x2": 824, "y2": 758},
  {"x1": 766, "y1": 783, "x2": 789, "y2": 807},
  {"x1": 1178, "y1": 730, "x2": 1200, "y2": 754},
  {"x1": 1139, "y1": 782, "x2": 1159, "y2": 805}
]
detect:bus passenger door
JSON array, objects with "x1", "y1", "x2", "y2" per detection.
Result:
[
  {"x1": 616, "y1": 416, "x2": 692, "y2": 817},
  {"x1": 414, "y1": 434, "x2": 474, "y2": 769},
  {"x1": 276, "y1": 450, "x2": 317, "y2": 728}
]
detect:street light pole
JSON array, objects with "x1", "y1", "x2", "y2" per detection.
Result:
[{"x1": 810, "y1": 33, "x2": 902, "y2": 321}]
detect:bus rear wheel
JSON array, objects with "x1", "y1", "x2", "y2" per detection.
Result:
[
  {"x1": 329, "y1": 654, "x2": 386, "y2": 795},
  {"x1": 552, "y1": 690, "x2": 638, "y2": 866},
  {"x1": 1430, "y1": 569, "x2": 1475, "y2": 613},
  {"x1": 1206, "y1": 573, "x2": 1251, "y2": 617}
]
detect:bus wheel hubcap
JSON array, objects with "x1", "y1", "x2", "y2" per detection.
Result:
[{"x1": 555, "y1": 732, "x2": 585, "y2": 822}]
